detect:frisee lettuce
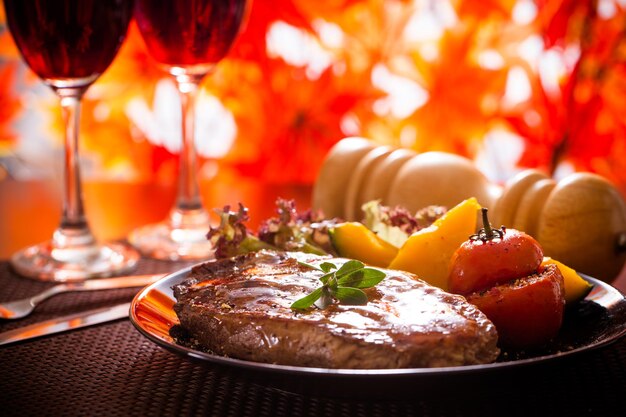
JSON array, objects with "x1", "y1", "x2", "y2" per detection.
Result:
[
  {"x1": 206, "y1": 203, "x2": 275, "y2": 259},
  {"x1": 361, "y1": 200, "x2": 447, "y2": 248},
  {"x1": 207, "y1": 199, "x2": 340, "y2": 259},
  {"x1": 257, "y1": 198, "x2": 338, "y2": 256}
]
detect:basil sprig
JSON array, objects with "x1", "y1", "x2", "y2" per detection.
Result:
[{"x1": 291, "y1": 260, "x2": 386, "y2": 311}]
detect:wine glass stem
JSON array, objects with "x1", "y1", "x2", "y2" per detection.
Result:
[
  {"x1": 174, "y1": 74, "x2": 205, "y2": 216},
  {"x1": 54, "y1": 88, "x2": 95, "y2": 248}
]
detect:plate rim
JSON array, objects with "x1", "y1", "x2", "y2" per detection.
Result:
[{"x1": 129, "y1": 262, "x2": 626, "y2": 378}]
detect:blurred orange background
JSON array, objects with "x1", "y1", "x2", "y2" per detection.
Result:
[
  {"x1": 1, "y1": 0, "x2": 626, "y2": 286},
  {"x1": 0, "y1": 177, "x2": 312, "y2": 260}
]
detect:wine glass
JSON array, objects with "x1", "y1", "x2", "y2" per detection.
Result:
[
  {"x1": 130, "y1": 0, "x2": 250, "y2": 260},
  {"x1": 3, "y1": 0, "x2": 139, "y2": 281}
]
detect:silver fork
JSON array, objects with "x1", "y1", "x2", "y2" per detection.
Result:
[{"x1": 0, "y1": 274, "x2": 164, "y2": 320}]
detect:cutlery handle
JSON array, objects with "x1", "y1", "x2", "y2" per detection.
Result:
[
  {"x1": 29, "y1": 274, "x2": 164, "y2": 306},
  {"x1": 30, "y1": 285, "x2": 72, "y2": 306},
  {"x1": 71, "y1": 274, "x2": 165, "y2": 291},
  {"x1": 0, "y1": 302, "x2": 132, "y2": 346}
]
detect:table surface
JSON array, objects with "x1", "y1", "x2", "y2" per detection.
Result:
[
  {"x1": 1, "y1": 179, "x2": 626, "y2": 416},
  {"x1": 1, "y1": 257, "x2": 625, "y2": 417}
]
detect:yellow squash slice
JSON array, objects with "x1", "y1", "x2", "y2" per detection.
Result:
[
  {"x1": 388, "y1": 198, "x2": 481, "y2": 290},
  {"x1": 541, "y1": 257, "x2": 593, "y2": 305},
  {"x1": 329, "y1": 222, "x2": 399, "y2": 267}
]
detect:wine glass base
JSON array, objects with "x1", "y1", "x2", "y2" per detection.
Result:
[
  {"x1": 129, "y1": 222, "x2": 214, "y2": 261},
  {"x1": 11, "y1": 241, "x2": 140, "y2": 282}
]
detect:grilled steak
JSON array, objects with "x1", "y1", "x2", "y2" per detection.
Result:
[{"x1": 173, "y1": 250, "x2": 499, "y2": 368}]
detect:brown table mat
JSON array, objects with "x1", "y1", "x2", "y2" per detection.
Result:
[{"x1": 1, "y1": 258, "x2": 625, "y2": 417}]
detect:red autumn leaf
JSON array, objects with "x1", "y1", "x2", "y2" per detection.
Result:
[
  {"x1": 502, "y1": 69, "x2": 568, "y2": 171},
  {"x1": 404, "y1": 23, "x2": 508, "y2": 156},
  {"x1": 220, "y1": 59, "x2": 380, "y2": 184},
  {"x1": 0, "y1": 28, "x2": 20, "y2": 59},
  {"x1": 456, "y1": 0, "x2": 517, "y2": 19},
  {"x1": 230, "y1": 0, "x2": 313, "y2": 63},
  {"x1": 506, "y1": 1, "x2": 626, "y2": 186},
  {"x1": 0, "y1": 62, "x2": 22, "y2": 148},
  {"x1": 99, "y1": 23, "x2": 166, "y2": 98},
  {"x1": 535, "y1": 0, "x2": 592, "y2": 48},
  {"x1": 295, "y1": 0, "x2": 368, "y2": 23}
]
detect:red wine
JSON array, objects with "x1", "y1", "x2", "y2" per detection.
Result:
[
  {"x1": 3, "y1": 0, "x2": 133, "y2": 85},
  {"x1": 134, "y1": 0, "x2": 248, "y2": 68}
]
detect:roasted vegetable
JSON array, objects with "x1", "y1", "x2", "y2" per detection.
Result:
[
  {"x1": 448, "y1": 208, "x2": 566, "y2": 349},
  {"x1": 541, "y1": 257, "x2": 593, "y2": 305},
  {"x1": 466, "y1": 264, "x2": 565, "y2": 349},
  {"x1": 329, "y1": 222, "x2": 398, "y2": 267},
  {"x1": 448, "y1": 208, "x2": 543, "y2": 295},
  {"x1": 388, "y1": 198, "x2": 481, "y2": 290}
]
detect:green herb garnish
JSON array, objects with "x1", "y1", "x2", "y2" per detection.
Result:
[{"x1": 290, "y1": 260, "x2": 386, "y2": 311}]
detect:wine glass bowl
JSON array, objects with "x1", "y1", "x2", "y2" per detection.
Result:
[
  {"x1": 130, "y1": 0, "x2": 250, "y2": 260},
  {"x1": 4, "y1": 0, "x2": 139, "y2": 281},
  {"x1": 133, "y1": 0, "x2": 248, "y2": 68},
  {"x1": 5, "y1": 0, "x2": 134, "y2": 89}
]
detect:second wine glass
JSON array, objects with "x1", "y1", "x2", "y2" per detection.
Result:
[{"x1": 130, "y1": 0, "x2": 250, "y2": 260}]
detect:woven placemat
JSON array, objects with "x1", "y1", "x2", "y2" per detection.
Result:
[{"x1": 1, "y1": 260, "x2": 625, "y2": 417}]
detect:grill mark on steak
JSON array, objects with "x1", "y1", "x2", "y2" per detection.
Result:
[{"x1": 173, "y1": 250, "x2": 499, "y2": 369}]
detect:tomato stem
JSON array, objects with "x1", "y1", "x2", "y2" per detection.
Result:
[
  {"x1": 481, "y1": 208, "x2": 493, "y2": 236},
  {"x1": 471, "y1": 208, "x2": 504, "y2": 243}
]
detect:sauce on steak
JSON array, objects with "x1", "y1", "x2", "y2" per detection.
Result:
[{"x1": 173, "y1": 250, "x2": 499, "y2": 368}]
